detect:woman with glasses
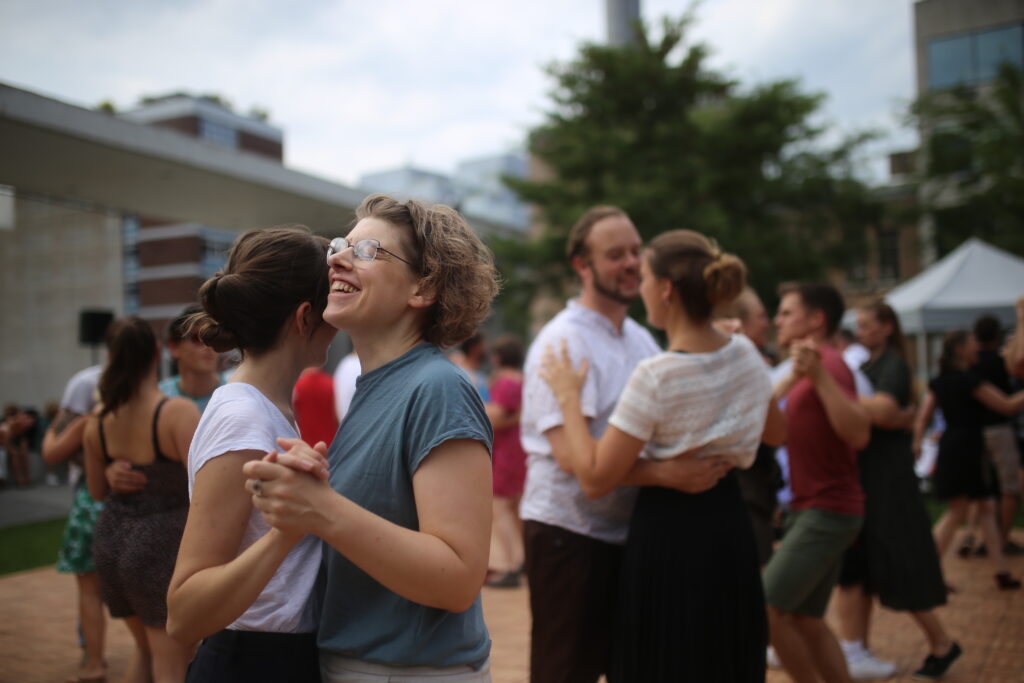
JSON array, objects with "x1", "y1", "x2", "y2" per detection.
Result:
[
  {"x1": 243, "y1": 194, "x2": 499, "y2": 681},
  {"x1": 167, "y1": 226, "x2": 336, "y2": 682}
]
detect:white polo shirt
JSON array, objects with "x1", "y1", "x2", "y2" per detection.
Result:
[{"x1": 520, "y1": 299, "x2": 660, "y2": 545}]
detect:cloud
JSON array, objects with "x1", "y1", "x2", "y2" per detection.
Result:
[{"x1": 0, "y1": 0, "x2": 918, "y2": 185}]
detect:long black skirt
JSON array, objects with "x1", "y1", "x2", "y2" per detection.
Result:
[
  {"x1": 610, "y1": 472, "x2": 767, "y2": 683},
  {"x1": 855, "y1": 435, "x2": 947, "y2": 611}
]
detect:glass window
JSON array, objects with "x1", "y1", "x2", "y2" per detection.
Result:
[
  {"x1": 199, "y1": 118, "x2": 239, "y2": 149},
  {"x1": 976, "y1": 25, "x2": 1024, "y2": 81},
  {"x1": 927, "y1": 34, "x2": 973, "y2": 90}
]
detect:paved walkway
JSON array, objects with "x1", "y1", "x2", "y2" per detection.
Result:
[
  {"x1": 0, "y1": 482, "x2": 1020, "y2": 683},
  {"x1": 2, "y1": 537, "x2": 1023, "y2": 683}
]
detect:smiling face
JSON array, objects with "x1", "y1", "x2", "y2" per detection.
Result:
[
  {"x1": 325, "y1": 217, "x2": 421, "y2": 334},
  {"x1": 577, "y1": 214, "x2": 642, "y2": 305}
]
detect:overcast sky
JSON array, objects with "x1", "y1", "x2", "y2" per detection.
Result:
[{"x1": 0, "y1": 0, "x2": 918, "y2": 187}]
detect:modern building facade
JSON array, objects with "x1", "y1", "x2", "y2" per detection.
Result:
[{"x1": 0, "y1": 83, "x2": 365, "y2": 409}]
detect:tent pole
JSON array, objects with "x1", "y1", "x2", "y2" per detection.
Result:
[{"x1": 916, "y1": 331, "x2": 929, "y2": 386}]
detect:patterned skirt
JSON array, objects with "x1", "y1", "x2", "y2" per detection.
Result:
[{"x1": 56, "y1": 483, "x2": 104, "y2": 575}]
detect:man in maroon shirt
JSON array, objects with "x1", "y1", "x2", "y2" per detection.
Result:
[{"x1": 764, "y1": 283, "x2": 871, "y2": 683}]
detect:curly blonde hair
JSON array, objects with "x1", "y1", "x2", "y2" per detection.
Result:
[{"x1": 356, "y1": 194, "x2": 500, "y2": 348}]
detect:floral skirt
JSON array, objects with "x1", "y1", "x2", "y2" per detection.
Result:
[{"x1": 56, "y1": 483, "x2": 103, "y2": 575}]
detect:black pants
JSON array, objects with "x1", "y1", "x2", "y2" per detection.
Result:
[
  {"x1": 185, "y1": 629, "x2": 321, "y2": 682},
  {"x1": 524, "y1": 520, "x2": 622, "y2": 683}
]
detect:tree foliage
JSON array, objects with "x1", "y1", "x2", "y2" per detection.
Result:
[
  {"x1": 495, "y1": 15, "x2": 879, "y2": 335},
  {"x1": 911, "y1": 63, "x2": 1024, "y2": 256}
]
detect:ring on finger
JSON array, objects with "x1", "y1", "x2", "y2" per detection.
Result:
[{"x1": 252, "y1": 479, "x2": 263, "y2": 496}]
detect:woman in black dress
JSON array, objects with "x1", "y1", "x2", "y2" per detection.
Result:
[
  {"x1": 835, "y1": 302, "x2": 959, "y2": 680},
  {"x1": 83, "y1": 317, "x2": 201, "y2": 682},
  {"x1": 913, "y1": 329, "x2": 1024, "y2": 590}
]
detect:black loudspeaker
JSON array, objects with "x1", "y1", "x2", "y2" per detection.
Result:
[{"x1": 79, "y1": 310, "x2": 114, "y2": 346}]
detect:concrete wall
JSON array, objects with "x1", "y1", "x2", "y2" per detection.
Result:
[{"x1": 0, "y1": 190, "x2": 123, "y2": 410}]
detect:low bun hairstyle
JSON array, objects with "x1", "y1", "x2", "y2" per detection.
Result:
[
  {"x1": 646, "y1": 230, "x2": 746, "y2": 322},
  {"x1": 98, "y1": 316, "x2": 158, "y2": 418},
  {"x1": 186, "y1": 226, "x2": 330, "y2": 355}
]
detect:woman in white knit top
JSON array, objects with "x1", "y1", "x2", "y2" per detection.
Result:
[{"x1": 542, "y1": 229, "x2": 784, "y2": 682}]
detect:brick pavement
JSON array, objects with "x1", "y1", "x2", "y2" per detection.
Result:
[{"x1": 1, "y1": 533, "x2": 1020, "y2": 683}]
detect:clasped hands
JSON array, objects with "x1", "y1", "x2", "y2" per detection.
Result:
[
  {"x1": 241, "y1": 437, "x2": 332, "y2": 538},
  {"x1": 790, "y1": 339, "x2": 824, "y2": 382}
]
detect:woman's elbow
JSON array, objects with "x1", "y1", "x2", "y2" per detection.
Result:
[{"x1": 580, "y1": 479, "x2": 614, "y2": 499}]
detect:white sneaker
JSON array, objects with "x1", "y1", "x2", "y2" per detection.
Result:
[
  {"x1": 846, "y1": 650, "x2": 897, "y2": 680},
  {"x1": 766, "y1": 646, "x2": 782, "y2": 669}
]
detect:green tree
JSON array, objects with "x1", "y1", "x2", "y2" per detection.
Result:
[
  {"x1": 495, "y1": 15, "x2": 879, "y2": 335},
  {"x1": 911, "y1": 63, "x2": 1024, "y2": 256}
]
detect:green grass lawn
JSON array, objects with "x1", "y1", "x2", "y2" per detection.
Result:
[{"x1": 0, "y1": 517, "x2": 66, "y2": 576}]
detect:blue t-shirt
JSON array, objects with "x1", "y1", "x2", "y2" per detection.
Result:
[
  {"x1": 319, "y1": 343, "x2": 493, "y2": 667},
  {"x1": 158, "y1": 373, "x2": 226, "y2": 414}
]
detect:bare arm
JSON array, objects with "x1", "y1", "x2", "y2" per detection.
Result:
[
  {"x1": 973, "y1": 382, "x2": 1024, "y2": 416},
  {"x1": 41, "y1": 410, "x2": 87, "y2": 464},
  {"x1": 773, "y1": 371, "x2": 798, "y2": 402},
  {"x1": 167, "y1": 450, "x2": 300, "y2": 645},
  {"x1": 793, "y1": 341, "x2": 870, "y2": 450},
  {"x1": 623, "y1": 455, "x2": 731, "y2": 493},
  {"x1": 82, "y1": 418, "x2": 108, "y2": 502},
  {"x1": 1004, "y1": 297, "x2": 1024, "y2": 378},
  {"x1": 859, "y1": 392, "x2": 910, "y2": 430},
  {"x1": 912, "y1": 391, "x2": 937, "y2": 458},
  {"x1": 761, "y1": 398, "x2": 787, "y2": 447},
  {"x1": 484, "y1": 402, "x2": 519, "y2": 431},
  {"x1": 245, "y1": 437, "x2": 492, "y2": 613}
]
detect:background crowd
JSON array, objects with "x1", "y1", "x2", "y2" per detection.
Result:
[{"x1": 2, "y1": 197, "x2": 1023, "y2": 683}]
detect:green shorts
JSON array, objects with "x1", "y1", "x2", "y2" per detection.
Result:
[{"x1": 762, "y1": 507, "x2": 862, "y2": 618}]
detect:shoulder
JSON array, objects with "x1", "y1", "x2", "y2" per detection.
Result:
[{"x1": 161, "y1": 396, "x2": 201, "y2": 424}]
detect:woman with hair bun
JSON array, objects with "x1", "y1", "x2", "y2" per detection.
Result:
[
  {"x1": 242, "y1": 195, "x2": 499, "y2": 681},
  {"x1": 540, "y1": 229, "x2": 782, "y2": 681},
  {"x1": 167, "y1": 226, "x2": 336, "y2": 682},
  {"x1": 83, "y1": 316, "x2": 200, "y2": 682}
]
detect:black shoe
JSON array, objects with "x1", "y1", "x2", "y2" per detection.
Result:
[
  {"x1": 996, "y1": 571, "x2": 1021, "y2": 590},
  {"x1": 1003, "y1": 541, "x2": 1024, "y2": 556},
  {"x1": 485, "y1": 570, "x2": 521, "y2": 588},
  {"x1": 913, "y1": 642, "x2": 962, "y2": 680}
]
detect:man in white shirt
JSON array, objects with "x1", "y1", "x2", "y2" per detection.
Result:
[{"x1": 520, "y1": 206, "x2": 730, "y2": 683}]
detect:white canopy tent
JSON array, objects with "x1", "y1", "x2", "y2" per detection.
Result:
[{"x1": 844, "y1": 238, "x2": 1024, "y2": 381}]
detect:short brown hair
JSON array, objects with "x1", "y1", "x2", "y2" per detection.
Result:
[
  {"x1": 646, "y1": 230, "x2": 746, "y2": 322},
  {"x1": 566, "y1": 206, "x2": 628, "y2": 261},
  {"x1": 784, "y1": 283, "x2": 845, "y2": 337},
  {"x1": 356, "y1": 194, "x2": 499, "y2": 348},
  {"x1": 188, "y1": 226, "x2": 330, "y2": 354}
]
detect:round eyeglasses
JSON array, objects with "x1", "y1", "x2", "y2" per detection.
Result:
[{"x1": 327, "y1": 237, "x2": 414, "y2": 268}]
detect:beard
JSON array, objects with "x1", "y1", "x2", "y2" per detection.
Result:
[{"x1": 589, "y1": 264, "x2": 638, "y2": 305}]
